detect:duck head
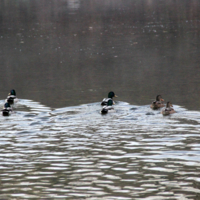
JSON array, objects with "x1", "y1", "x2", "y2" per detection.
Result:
[
  {"x1": 107, "y1": 99, "x2": 113, "y2": 106},
  {"x1": 166, "y1": 101, "x2": 173, "y2": 108},
  {"x1": 156, "y1": 95, "x2": 164, "y2": 102},
  {"x1": 4, "y1": 102, "x2": 11, "y2": 109},
  {"x1": 9, "y1": 89, "x2": 16, "y2": 96},
  {"x1": 108, "y1": 91, "x2": 117, "y2": 99}
]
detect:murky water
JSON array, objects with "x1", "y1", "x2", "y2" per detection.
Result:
[
  {"x1": 0, "y1": 0, "x2": 200, "y2": 109},
  {"x1": 1, "y1": 0, "x2": 200, "y2": 199},
  {"x1": 1, "y1": 99, "x2": 200, "y2": 199}
]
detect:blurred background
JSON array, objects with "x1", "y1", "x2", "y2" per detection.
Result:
[{"x1": 0, "y1": 0, "x2": 200, "y2": 110}]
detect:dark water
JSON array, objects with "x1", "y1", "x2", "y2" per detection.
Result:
[
  {"x1": 1, "y1": 0, "x2": 200, "y2": 199},
  {"x1": 0, "y1": 0, "x2": 200, "y2": 109}
]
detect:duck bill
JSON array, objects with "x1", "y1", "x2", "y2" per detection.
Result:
[
  {"x1": 161, "y1": 98, "x2": 164, "y2": 102},
  {"x1": 114, "y1": 95, "x2": 118, "y2": 98}
]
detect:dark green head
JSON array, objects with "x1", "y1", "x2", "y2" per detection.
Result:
[
  {"x1": 4, "y1": 102, "x2": 11, "y2": 108},
  {"x1": 9, "y1": 89, "x2": 16, "y2": 96},
  {"x1": 107, "y1": 99, "x2": 113, "y2": 106},
  {"x1": 108, "y1": 91, "x2": 117, "y2": 99}
]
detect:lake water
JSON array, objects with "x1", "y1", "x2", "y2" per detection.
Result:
[{"x1": 1, "y1": 0, "x2": 200, "y2": 199}]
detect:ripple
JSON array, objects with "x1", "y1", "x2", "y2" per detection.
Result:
[{"x1": 0, "y1": 100, "x2": 200, "y2": 199}]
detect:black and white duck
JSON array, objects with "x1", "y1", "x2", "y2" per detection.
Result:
[
  {"x1": 101, "y1": 91, "x2": 117, "y2": 106},
  {"x1": 6, "y1": 89, "x2": 18, "y2": 104},
  {"x1": 101, "y1": 99, "x2": 114, "y2": 114},
  {"x1": 2, "y1": 102, "x2": 12, "y2": 116}
]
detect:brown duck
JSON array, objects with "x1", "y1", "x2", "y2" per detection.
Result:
[
  {"x1": 162, "y1": 101, "x2": 176, "y2": 115},
  {"x1": 150, "y1": 95, "x2": 165, "y2": 109}
]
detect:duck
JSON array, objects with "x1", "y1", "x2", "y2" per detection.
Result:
[
  {"x1": 2, "y1": 102, "x2": 12, "y2": 116},
  {"x1": 6, "y1": 89, "x2": 18, "y2": 104},
  {"x1": 150, "y1": 95, "x2": 165, "y2": 109},
  {"x1": 162, "y1": 101, "x2": 176, "y2": 115},
  {"x1": 101, "y1": 99, "x2": 114, "y2": 114},
  {"x1": 101, "y1": 91, "x2": 117, "y2": 106}
]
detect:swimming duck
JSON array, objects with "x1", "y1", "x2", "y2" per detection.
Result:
[
  {"x1": 150, "y1": 95, "x2": 165, "y2": 109},
  {"x1": 6, "y1": 89, "x2": 18, "y2": 104},
  {"x1": 2, "y1": 102, "x2": 12, "y2": 116},
  {"x1": 162, "y1": 101, "x2": 176, "y2": 115},
  {"x1": 101, "y1": 99, "x2": 114, "y2": 114},
  {"x1": 101, "y1": 91, "x2": 117, "y2": 106}
]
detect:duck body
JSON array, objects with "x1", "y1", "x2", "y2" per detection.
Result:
[
  {"x1": 6, "y1": 95, "x2": 18, "y2": 104},
  {"x1": 2, "y1": 103, "x2": 12, "y2": 116},
  {"x1": 101, "y1": 99, "x2": 114, "y2": 114},
  {"x1": 162, "y1": 101, "x2": 175, "y2": 116},
  {"x1": 101, "y1": 98, "x2": 113, "y2": 106},
  {"x1": 101, "y1": 105, "x2": 114, "y2": 114},
  {"x1": 101, "y1": 91, "x2": 117, "y2": 106},
  {"x1": 6, "y1": 89, "x2": 18, "y2": 104},
  {"x1": 150, "y1": 95, "x2": 165, "y2": 109}
]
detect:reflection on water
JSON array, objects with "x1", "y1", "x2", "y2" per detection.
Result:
[
  {"x1": 0, "y1": 99, "x2": 200, "y2": 199},
  {"x1": 1, "y1": 0, "x2": 200, "y2": 199},
  {"x1": 0, "y1": 0, "x2": 200, "y2": 109},
  {"x1": 67, "y1": 0, "x2": 80, "y2": 11}
]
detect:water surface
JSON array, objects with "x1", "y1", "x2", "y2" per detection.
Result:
[
  {"x1": 0, "y1": 0, "x2": 200, "y2": 109},
  {"x1": 1, "y1": 99, "x2": 200, "y2": 199},
  {"x1": 1, "y1": 0, "x2": 200, "y2": 199}
]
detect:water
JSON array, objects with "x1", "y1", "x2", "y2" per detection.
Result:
[
  {"x1": 0, "y1": 0, "x2": 200, "y2": 109},
  {"x1": 0, "y1": 100, "x2": 200, "y2": 199},
  {"x1": 1, "y1": 0, "x2": 200, "y2": 199}
]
